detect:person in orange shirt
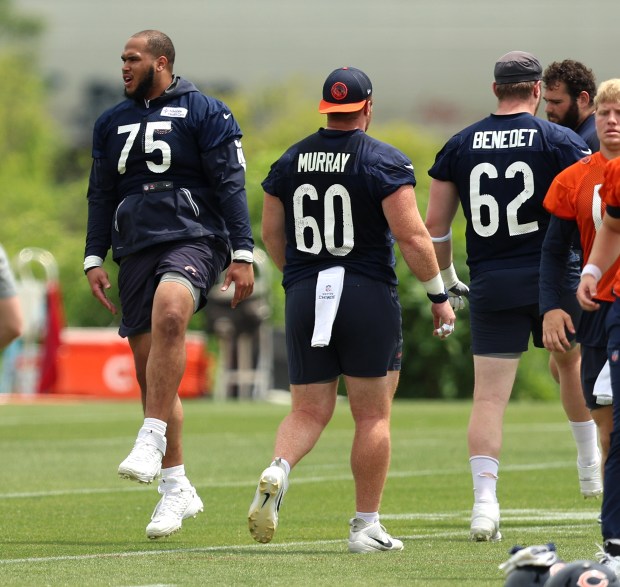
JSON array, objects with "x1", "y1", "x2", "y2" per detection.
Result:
[
  {"x1": 577, "y1": 87, "x2": 620, "y2": 577},
  {"x1": 542, "y1": 79, "x2": 620, "y2": 490}
]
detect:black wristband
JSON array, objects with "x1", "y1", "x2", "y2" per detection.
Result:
[
  {"x1": 232, "y1": 259, "x2": 253, "y2": 264},
  {"x1": 427, "y1": 290, "x2": 449, "y2": 304}
]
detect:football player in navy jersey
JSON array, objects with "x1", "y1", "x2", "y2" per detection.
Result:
[
  {"x1": 83, "y1": 30, "x2": 254, "y2": 539},
  {"x1": 247, "y1": 67, "x2": 455, "y2": 552},
  {"x1": 425, "y1": 51, "x2": 595, "y2": 543},
  {"x1": 543, "y1": 60, "x2": 599, "y2": 153}
]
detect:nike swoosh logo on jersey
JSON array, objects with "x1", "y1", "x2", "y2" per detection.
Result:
[
  {"x1": 581, "y1": 148, "x2": 592, "y2": 155},
  {"x1": 404, "y1": 164, "x2": 414, "y2": 169},
  {"x1": 223, "y1": 113, "x2": 232, "y2": 119}
]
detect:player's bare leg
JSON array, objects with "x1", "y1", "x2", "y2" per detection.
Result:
[
  {"x1": 121, "y1": 282, "x2": 203, "y2": 538},
  {"x1": 273, "y1": 380, "x2": 339, "y2": 466},
  {"x1": 248, "y1": 380, "x2": 338, "y2": 543},
  {"x1": 345, "y1": 371, "x2": 403, "y2": 552},
  {"x1": 467, "y1": 355, "x2": 519, "y2": 542},
  {"x1": 346, "y1": 372, "x2": 398, "y2": 513}
]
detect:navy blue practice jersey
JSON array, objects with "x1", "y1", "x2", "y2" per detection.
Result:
[
  {"x1": 262, "y1": 128, "x2": 415, "y2": 288},
  {"x1": 429, "y1": 112, "x2": 590, "y2": 279},
  {"x1": 85, "y1": 76, "x2": 252, "y2": 262}
]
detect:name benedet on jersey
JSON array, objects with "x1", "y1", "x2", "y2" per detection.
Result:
[{"x1": 471, "y1": 128, "x2": 538, "y2": 150}]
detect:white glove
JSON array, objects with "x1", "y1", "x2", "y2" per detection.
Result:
[
  {"x1": 441, "y1": 264, "x2": 469, "y2": 311},
  {"x1": 499, "y1": 544, "x2": 560, "y2": 575}
]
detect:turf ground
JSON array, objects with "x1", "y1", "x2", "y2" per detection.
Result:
[{"x1": 0, "y1": 397, "x2": 603, "y2": 586}]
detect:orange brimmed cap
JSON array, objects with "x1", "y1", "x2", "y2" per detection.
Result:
[{"x1": 318, "y1": 67, "x2": 373, "y2": 114}]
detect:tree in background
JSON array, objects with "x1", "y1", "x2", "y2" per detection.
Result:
[{"x1": 0, "y1": 0, "x2": 553, "y2": 399}]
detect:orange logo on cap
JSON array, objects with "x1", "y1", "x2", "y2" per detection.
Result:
[{"x1": 331, "y1": 82, "x2": 348, "y2": 101}]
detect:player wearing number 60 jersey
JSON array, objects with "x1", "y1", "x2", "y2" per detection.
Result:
[
  {"x1": 249, "y1": 66, "x2": 455, "y2": 552},
  {"x1": 425, "y1": 51, "x2": 595, "y2": 543},
  {"x1": 83, "y1": 30, "x2": 254, "y2": 541},
  {"x1": 264, "y1": 124, "x2": 415, "y2": 289}
]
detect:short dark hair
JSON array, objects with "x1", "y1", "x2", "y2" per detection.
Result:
[
  {"x1": 543, "y1": 60, "x2": 596, "y2": 104},
  {"x1": 495, "y1": 80, "x2": 538, "y2": 101},
  {"x1": 132, "y1": 29, "x2": 175, "y2": 68}
]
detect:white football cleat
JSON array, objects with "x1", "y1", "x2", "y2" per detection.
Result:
[
  {"x1": 248, "y1": 458, "x2": 289, "y2": 543},
  {"x1": 470, "y1": 502, "x2": 502, "y2": 542},
  {"x1": 578, "y1": 456, "x2": 603, "y2": 499},
  {"x1": 118, "y1": 433, "x2": 166, "y2": 484},
  {"x1": 348, "y1": 518, "x2": 404, "y2": 553},
  {"x1": 146, "y1": 485, "x2": 204, "y2": 539}
]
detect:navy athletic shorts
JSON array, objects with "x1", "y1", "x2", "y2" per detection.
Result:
[
  {"x1": 579, "y1": 301, "x2": 611, "y2": 410},
  {"x1": 284, "y1": 272, "x2": 402, "y2": 385},
  {"x1": 117, "y1": 237, "x2": 229, "y2": 338},
  {"x1": 469, "y1": 288, "x2": 580, "y2": 355}
]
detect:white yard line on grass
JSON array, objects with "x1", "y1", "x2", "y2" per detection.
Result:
[
  {"x1": 0, "y1": 519, "x2": 593, "y2": 565},
  {"x1": 0, "y1": 461, "x2": 577, "y2": 499}
]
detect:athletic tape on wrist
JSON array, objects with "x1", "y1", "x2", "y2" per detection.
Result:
[
  {"x1": 581, "y1": 263, "x2": 602, "y2": 283},
  {"x1": 440, "y1": 263, "x2": 459, "y2": 290},
  {"x1": 83, "y1": 255, "x2": 103, "y2": 273}
]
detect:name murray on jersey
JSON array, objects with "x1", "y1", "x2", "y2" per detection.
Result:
[{"x1": 297, "y1": 152, "x2": 351, "y2": 173}]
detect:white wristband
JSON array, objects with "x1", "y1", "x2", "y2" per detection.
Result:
[
  {"x1": 430, "y1": 229, "x2": 452, "y2": 243},
  {"x1": 440, "y1": 263, "x2": 459, "y2": 289},
  {"x1": 84, "y1": 255, "x2": 104, "y2": 272},
  {"x1": 421, "y1": 273, "x2": 446, "y2": 295},
  {"x1": 581, "y1": 263, "x2": 602, "y2": 283},
  {"x1": 232, "y1": 249, "x2": 254, "y2": 263}
]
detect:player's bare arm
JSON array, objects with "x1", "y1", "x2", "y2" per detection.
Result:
[
  {"x1": 579, "y1": 214, "x2": 620, "y2": 311},
  {"x1": 382, "y1": 184, "x2": 456, "y2": 335},
  {"x1": 261, "y1": 193, "x2": 286, "y2": 272},
  {"x1": 425, "y1": 179, "x2": 461, "y2": 269}
]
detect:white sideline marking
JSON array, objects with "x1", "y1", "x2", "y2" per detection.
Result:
[
  {"x1": 0, "y1": 461, "x2": 577, "y2": 500},
  {"x1": 0, "y1": 514, "x2": 595, "y2": 565}
]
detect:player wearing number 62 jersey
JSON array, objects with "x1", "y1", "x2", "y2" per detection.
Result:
[
  {"x1": 83, "y1": 30, "x2": 254, "y2": 540},
  {"x1": 249, "y1": 66, "x2": 454, "y2": 552},
  {"x1": 425, "y1": 51, "x2": 595, "y2": 543}
]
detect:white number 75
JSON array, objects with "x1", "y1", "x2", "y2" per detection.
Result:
[{"x1": 117, "y1": 121, "x2": 172, "y2": 174}]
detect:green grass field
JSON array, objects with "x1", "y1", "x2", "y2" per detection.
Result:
[{"x1": 0, "y1": 397, "x2": 604, "y2": 586}]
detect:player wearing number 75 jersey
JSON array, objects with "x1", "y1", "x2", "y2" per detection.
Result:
[
  {"x1": 84, "y1": 30, "x2": 254, "y2": 539},
  {"x1": 425, "y1": 51, "x2": 593, "y2": 543},
  {"x1": 249, "y1": 66, "x2": 455, "y2": 552}
]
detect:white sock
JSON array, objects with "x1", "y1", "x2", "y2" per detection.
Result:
[
  {"x1": 356, "y1": 511, "x2": 379, "y2": 524},
  {"x1": 272, "y1": 457, "x2": 291, "y2": 476},
  {"x1": 161, "y1": 465, "x2": 186, "y2": 479},
  {"x1": 470, "y1": 455, "x2": 499, "y2": 504},
  {"x1": 570, "y1": 420, "x2": 599, "y2": 467},
  {"x1": 140, "y1": 417, "x2": 167, "y2": 438},
  {"x1": 159, "y1": 465, "x2": 190, "y2": 491}
]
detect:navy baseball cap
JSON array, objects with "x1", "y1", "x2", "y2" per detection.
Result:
[
  {"x1": 319, "y1": 67, "x2": 373, "y2": 114},
  {"x1": 494, "y1": 51, "x2": 542, "y2": 85}
]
